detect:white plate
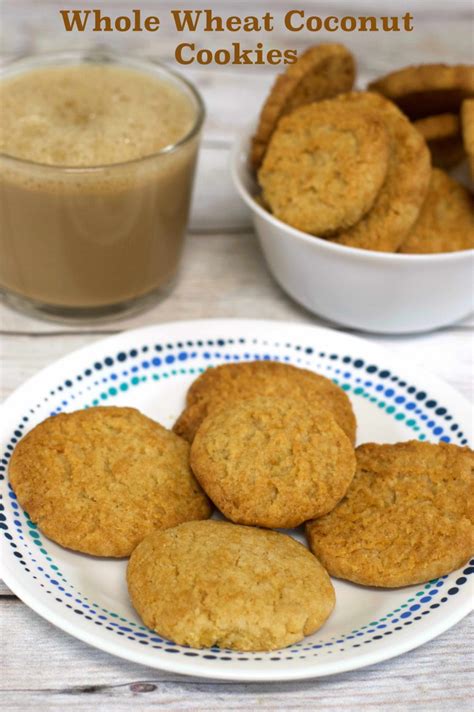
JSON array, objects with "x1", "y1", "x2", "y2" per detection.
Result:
[{"x1": 0, "y1": 319, "x2": 472, "y2": 681}]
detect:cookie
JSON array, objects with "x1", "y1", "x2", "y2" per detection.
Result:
[
  {"x1": 257, "y1": 100, "x2": 390, "y2": 236},
  {"x1": 461, "y1": 99, "x2": 474, "y2": 180},
  {"x1": 251, "y1": 43, "x2": 355, "y2": 170},
  {"x1": 173, "y1": 361, "x2": 356, "y2": 444},
  {"x1": 9, "y1": 407, "x2": 212, "y2": 557},
  {"x1": 369, "y1": 64, "x2": 474, "y2": 120},
  {"x1": 399, "y1": 168, "x2": 474, "y2": 254},
  {"x1": 190, "y1": 396, "x2": 356, "y2": 529},
  {"x1": 330, "y1": 92, "x2": 431, "y2": 252},
  {"x1": 414, "y1": 113, "x2": 465, "y2": 169},
  {"x1": 414, "y1": 113, "x2": 460, "y2": 143},
  {"x1": 306, "y1": 441, "x2": 474, "y2": 588},
  {"x1": 127, "y1": 520, "x2": 335, "y2": 651}
]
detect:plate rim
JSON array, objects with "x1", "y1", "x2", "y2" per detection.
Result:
[
  {"x1": 1, "y1": 317, "x2": 472, "y2": 681},
  {"x1": 0, "y1": 318, "x2": 473, "y2": 422},
  {"x1": 1, "y1": 551, "x2": 472, "y2": 681}
]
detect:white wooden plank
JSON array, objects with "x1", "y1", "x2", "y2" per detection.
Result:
[
  {"x1": 191, "y1": 147, "x2": 249, "y2": 229},
  {"x1": 0, "y1": 580, "x2": 11, "y2": 596},
  {"x1": 0, "y1": 598, "x2": 472, "y2": 711}
]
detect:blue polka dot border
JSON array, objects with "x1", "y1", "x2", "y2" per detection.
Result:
[{"x1": 1, "y1": 332, "x2": 472, "y2": 667}]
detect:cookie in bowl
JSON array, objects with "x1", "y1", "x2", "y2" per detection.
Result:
[{"x1": 258, "y1": 98, "x2": 390, "y2": 236}]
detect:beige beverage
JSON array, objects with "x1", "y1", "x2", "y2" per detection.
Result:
[{"x1": 0, "y1": 54, "x2": 204, "y2": 319}]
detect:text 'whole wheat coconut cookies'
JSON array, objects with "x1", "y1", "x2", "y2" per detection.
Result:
[
  {"x1": 330, "y1": 92, "x2": 431, "y2": 252},
  {"x1": 9, "y1": 407, "x2": 212, "y2": 557},
  {"x1": 306, "y1": 441, "x2": 474, "y2": 588},
  {"x1": 127, "y1": 520, "x2": 335, "y2": 651},
  {"x1": 173, "y1": 360, "x2": 356, "y2": 444},
  {"x1": 399, "y1": 168, "x2": 474, "y2": 254},
  {"x1": 369, "y1": 63, "x2": 474, "y2": 120},
  {"x1": 190, "y1": 396, "x2": 356, "y2": 529},
  {"x1": 251, "y1": 43, "x2": 355, "y2": 170},
  {"x1": 258, "y1": 99, "x2": 390, "y2": 236}
]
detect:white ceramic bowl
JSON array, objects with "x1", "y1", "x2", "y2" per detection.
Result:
[{"x1": 231, "y1": 123, "x2": 474, "y2": 334}]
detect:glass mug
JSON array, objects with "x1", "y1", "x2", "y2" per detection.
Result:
[{"x1": 0, "y1": 51, "x2": 205, "y2": 321}]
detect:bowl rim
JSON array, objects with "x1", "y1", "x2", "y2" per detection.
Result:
[{"x1": 230, "y1": 120, "x2": 474, "y2": 265}]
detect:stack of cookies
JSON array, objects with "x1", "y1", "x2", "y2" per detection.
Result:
[
  {"x1": 369, "y1": 64, "x2": 473, "y2": 172},
  {"x1": 252, "y1": 44, "x2": 474, "y2": 254},
  {"x1": 9, "y1": 360, "x2": 474, "y2": 652}
]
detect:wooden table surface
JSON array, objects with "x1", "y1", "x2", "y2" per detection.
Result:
[{"x1": 1, "y1": 1, "x2": 473, "y2": 709}]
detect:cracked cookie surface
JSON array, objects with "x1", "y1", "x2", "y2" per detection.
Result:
[
  {"x1": 399, "y1": 168, "x2": 474, "y2": 254},
  {"x1": 173, "y1": 360, "x2": 356, "y2": 445},
  {"x1": 127, "y1": 520, "x2": 335, "y2": 651},
  {"x1": 190, "y1": 396, "x2": 356, "y2": 529},
  {"x1": 9, "y1": 406, "x2": 211, "y2": 557},
  {"x1": 258, "y1": 98, "x2": 390, "y2": 236},
  {"x1": 251, "y1": 43, "x2": 355, "y2": 170},
  {"x1": 306, "y1": 441, "x2": 474, "y2": 587},
  {"x1": 330, "y1": 92, "x2": 431, "y2": 252}
]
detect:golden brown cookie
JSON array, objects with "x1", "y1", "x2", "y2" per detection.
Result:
[
  {"x1": 190, "y1": 396, "x2": 356, "y2": 529},
  {"x1": 399, "y1": 168, "x2": 474, "y2": 254},
  {"x1": 258, "y1": 100, "x2": 390, "y2": 236},
  {"x1": 461, "y1": 99, "x2": 474, "y2": 180},
  {"x1": 306, "y1": 441, "x2": 474, "y2": 587},
  {"x1": 414, "y1": 113, "x2": 460, "y2": 142},
  {"x1": 330, "y1": 92, "x2": 431, "y2": 252},
  {"x1": 369, "y1": 64, "x2": 474, "y2": 120},
  {"x1": 414, "y1": 113, "x2": 465, "y2": 169},
  {"x1": 127, "y1": 520, "x2": 335, "y2": 651},
  {"x1": 9, "y1": 407, "x2": 212, "y2": 557},
  {"x1": 251, "y1": 43, "x2": 355, "y2": 170},
  {"x1": 173, "y1": 361, "x2": 356, "y2": 444}
]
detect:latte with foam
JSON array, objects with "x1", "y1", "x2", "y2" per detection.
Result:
[{"x1": 0, "y1": 57, "x2": 202, "y2": 317}]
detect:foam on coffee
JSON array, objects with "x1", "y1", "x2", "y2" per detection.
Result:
[
  {"x1": 0, "y1": 60, "x2": 201, "y2": 312},
  {"x1": 0, "y1": 64, "x2": 195, "y2": 166}
]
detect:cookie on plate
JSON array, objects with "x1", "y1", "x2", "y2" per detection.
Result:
[
  {"x1": 190, "y1": 396, "x2": 356, "y2": 528},
  {"x1": 399, "y1": 168, "x2": 474, "y2": 254},
  {"x1": 9, "y1": 407, "x2": 212, "y2": 557},
  {"x1": 330, "y1": 92, "x2": 431, "y2": 252},
  {"x1": 369, "y1": 63, "x2": 474, "y2": 120},
  {"x1": 306, "y1": 441, "x2": 474, "y2": 587},
  {"x1": 251, "y1": 43, "x2": 355, "y2": 170},
  {"x1": 127, "y1": 520, "x2": 335, "y2": 651},
  {"x1": 258, "y1": 99, "x2": 390, "y2": 236},
  {"x1": 413, "y1": 113, "x2": 465, "y2": 169},
  {"x1": 173, "y1": 360, "x2": 356, "y2": 444},
  {"x1": 461, "y1": 99, "x2": 474, "y2": 180}
]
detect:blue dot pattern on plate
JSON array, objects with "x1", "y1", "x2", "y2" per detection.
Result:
[{"x1": 0, "y1": 335, "x2": 471, "y2": 663}]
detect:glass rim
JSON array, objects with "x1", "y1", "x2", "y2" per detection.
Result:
[{"x1": 0, "y1": 49, "x2": 206, "y2": 172}]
